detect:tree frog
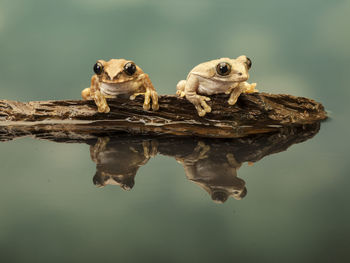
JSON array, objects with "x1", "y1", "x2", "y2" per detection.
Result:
[
  {"x1": 82, "y1": 59, "x2": 159, "y2": 113},
  {"x1": 176, "y1": 56, "x2": 258, "y2": 117},
  {"x1": 175, "y1": 141, "x2": 247, "y2": 203},
  {"x1": 90, "y1": 137, "x2": 158, "y2": 190}
]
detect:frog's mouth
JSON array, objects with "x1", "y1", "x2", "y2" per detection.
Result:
[
  {"x1": 100, "y1": 82, "x2": 134, "y2": 97},
  {"x1": 100, "y1": 82, "x2": 119, "y2": 96}
]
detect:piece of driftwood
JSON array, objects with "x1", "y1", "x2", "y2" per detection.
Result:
[{"x1": 0, "y1": 93, "x2": 327, "y2": 140}]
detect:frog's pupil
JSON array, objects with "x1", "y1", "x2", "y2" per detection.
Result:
[
  {"x1": 124, "y1": 62, "x2": 136, "y2": 75},
  {"x1": 93, "y1": 63, "x2": 103, "y2": 75},
  {"x1": 217, "y1": 62, "x2": 231, "y2": 76},
  {"x1": 246, "y1": 57, "x2": 252, "y2": 69}
]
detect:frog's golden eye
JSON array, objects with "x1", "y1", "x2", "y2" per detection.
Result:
[
  {"x1": 245, "y1": 57, "x2": 252, "y2": 69},
  {"x1": 93, "y1": 62, "x2": 103, "y2": 75},
  {"x1": 216, "y1": 62, "x2": 231, "y2": 76},
  {"x1": 124, "y1": 62, "x2": 136, "y2": 76}
]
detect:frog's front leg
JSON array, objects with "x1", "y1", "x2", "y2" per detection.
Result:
[
  {"x1": 185, "y1": 75, "x2": 211, "y2": 117},
  {"x1": 241, "y1": 81, "x2": 258, "y2": 93},
  {"x1": 142, "y1": 139, "x2": 159, "y2": 159},
  {"x1": 130, "y1": 74, "x2": 159, "y2": 111},
  {"x1": 90, "y1": 137, "x2": 110, "y2": 163},
  {"x1": 89, "y1": 75, "x2": 110, "y2": 113},
  {"x1": 176, "y1": 141, "x2": 210, "y2": 165},
  {"x1": 81, "y1": 88, "x2": 92, "y2": 100},
  {"x1": 226, "y1": 153, "x2": 242, "y2": 169},
  {"x1": 228, "y1": 82, "x2": 258, "y2": 105},
  {"x1": 228, "y1": 85, "x2": 245, "y2": 105}
]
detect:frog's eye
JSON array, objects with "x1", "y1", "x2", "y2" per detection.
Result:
[
  {"x1": 124, "y1": 62, "x2": 137, "y2": 76},
  {"x1": 93, "y1": 62, "x2": 103, "y2": 75},
  {"x1": 245, "y1": 57, "x2": 252, "y2": 69},
  {"x1": 216, "y1": 62, "x2": 231, "y2": 76}
]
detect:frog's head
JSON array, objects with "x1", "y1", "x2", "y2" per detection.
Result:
[
  {"x1": 93, "y1": 59, "x2": 143, "y2": 84},
  {"x1": 211, "y1": 190, "x2": 229, "y2": 203},
  {"x1": 212, "y1": 55, "x2": 252, "y2": 82},
  {"x1": 232, "y1": 187, "x2": 247, "y2": 200},
  {"x1": 92, "y1": 171, "x2": 136, "y2": 191}
]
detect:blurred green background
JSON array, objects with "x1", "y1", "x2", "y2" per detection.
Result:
[{"x1": 0, "y1": 0, "x2": 349, "y2": 262}]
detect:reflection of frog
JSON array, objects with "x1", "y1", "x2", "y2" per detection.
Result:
[
  {"x1": 176, "y1": 141, "x2": 247, "y2": 203},
  {"x1": 176, "y1": 56, "x2": 257, "y2": 116},
  {"x1": 90, "y1": 137, "x2": 157, "y2": 190},
  {"x1": 82, "y1": 59, "x2": 159, "y2": 113}
]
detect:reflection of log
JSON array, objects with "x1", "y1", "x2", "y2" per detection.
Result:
[
  {"x1": 156, "y1": 122, "x2": 321, "y2": 163},
  {"x1": 84, "y1": 122, "x2": 321, "y2": 202},
  {"x1": 0, "y1": 93, "x2": 327, "y2": 140}
]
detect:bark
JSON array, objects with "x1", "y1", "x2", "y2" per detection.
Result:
[{"x1": 0, "y1": 93, "x2": 327, "y2": 140}]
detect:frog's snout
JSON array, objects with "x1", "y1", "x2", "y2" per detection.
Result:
[{"x1": 211, "y1": 190, "x2": 229, "y2": 203}]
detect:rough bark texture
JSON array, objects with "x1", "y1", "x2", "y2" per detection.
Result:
[{"x1": 0, "y1": 93, "x2": 327, "y2": 140}]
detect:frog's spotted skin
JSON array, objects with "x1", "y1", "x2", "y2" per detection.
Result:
[
  {"x1": 82, "y1": 59, "x2": 159, "y2": 113},
  {"x1": 176, "y1": 56, "x2": 257, "y2": 117}
]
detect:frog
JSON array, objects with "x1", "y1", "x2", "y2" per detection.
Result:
[
  {"x1": 176, "y1": 55, "x2": 258, "y2": 117},
  {"x1": 82, "y1": 59, "x2": 159, "y2": 113},
  {"x1": 175, "y1": 141, "x2": 247, "y2": 203},
  {"x1": 90, "y1": 137, "x2": 158, "y2": 190}
]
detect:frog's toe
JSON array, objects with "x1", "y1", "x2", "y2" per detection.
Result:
[
  {"x1": 152, "y1": 103, "x2": 159, "y2": 111},
  {"x1": 103, "y1": 106, "x2": 110, "y2": 113},
  {"x1": 200, "y1": 99, "x2": 211, "y2": 113},
  {"x1": 143, "y1": 103, "x2": 151, "y2": 111},
  {"x1": 176, "y1": 90, "x2": 186, "y2": 97},
  {"x1": 228, "y1": 98, "x2": 238, "y2": 105},
  {"x1": 204, "y1": 105, "x2": 211, "y2": 113},
  {"x1": 245, "y1": 83, "x2": 258, "y2": 93},
  {"x1": 195, "y1": 106, "x2": 206, "y2": 117},
  {"x1": 198, "y1": 110, "x2": 206, "y2": 117},
  {"x1": 98, "y1": 106, "x2": 110, "y2": 113}
]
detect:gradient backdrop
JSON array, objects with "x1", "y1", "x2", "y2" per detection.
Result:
[{"x1": 0, "y1": 0, "x2": 349, "y2": 262}]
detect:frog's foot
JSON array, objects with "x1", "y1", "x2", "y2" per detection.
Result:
[
  {"x1": 244, "y1": 83, "x2": 258, "y2": 93},
  {"x1": 194, "y1": 141, "x2": 210, "y2": 160},
  {"x1": 97, "y1": 104, "x2": 110, "y2": 113},
  {"x1": 184, "y1": 141, "x2": 210, "y2": 163},
  {"x1": 194, "y1": 96, "x2": 211, "y2": 117},
  {"x1": 129, "y1": 92, "x2": 144, "y2": 100},
  {"x1": 129, "y1": 92, "x2": 150, "y2": 110},
  {"x1": 176, "y1": 80, "x2": 186, "y2": 97},
  {"x1": 81, "y1": 88, "x2": 92, "y2": 100},
  {"x1": 130, "y1": 90, "x2": 159, "y2": 111},
  {"x1": 176, "y1": 90, "x2": 186, "y2": 97},
  {"x1": 129, "y1": 146, "x2": 138, "y2": 153}
]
